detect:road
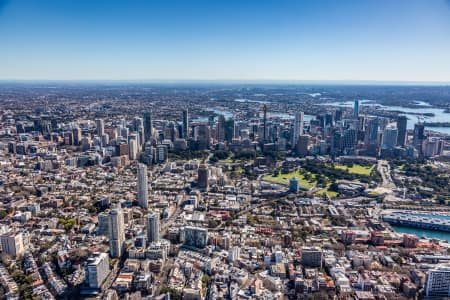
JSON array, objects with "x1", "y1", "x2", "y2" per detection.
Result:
[
  {"x1": 161, "y1": 205, "x2": 181, "y2": 237},
  {"x1": 377, "y1": 159, "x2": 395, "y2": 190},
  {"x1": 375, "y1": 159, "x2": 411, "y2": 203}
]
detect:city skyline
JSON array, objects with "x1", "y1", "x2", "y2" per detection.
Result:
[
  {"x1": 1, "y1": 1, "x2": 450, "y2": 298},
  {"x1": 1, "y1": 0, "x2": 450, "y2": 82}
]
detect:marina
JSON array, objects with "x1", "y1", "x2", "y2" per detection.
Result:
[{"x1": 383, "y1": 212, "x2": 450, "y2": 232}]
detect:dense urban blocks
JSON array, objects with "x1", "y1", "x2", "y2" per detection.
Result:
[{"x1": 0, "y1": 84, "x2": 449, "y2": 299}]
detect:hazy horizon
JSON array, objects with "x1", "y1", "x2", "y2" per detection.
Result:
[{"x1": 1, "y1": 79, "x2": 450, "y2": 86}]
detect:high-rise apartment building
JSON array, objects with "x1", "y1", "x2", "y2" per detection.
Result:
[
  {"x1": 180, "y1": 226, "x2": 208, "y2": 248},
  {"x1": 146, "y1": 212, "x2": 160, "y2": 243},
  {"x1": 0, "y1": 232, "x2": 24, "y2": 257},
  {"x1": 137, "y1": 164, "x2": 149, "y2": 208},
  {"x1": 85, "y1": 252, "x2": 110, "y2": 289},
  {"x1": 97, "y1": 211, "x2": 110, "y2": 235},
  {"x1": 108, "y1": 208, "x2": 125, "y2": 258},
  {"x1": 301, "y1": 246, "x2": 323, "y2": 268},
  {"x1": 426, "y1": 264, "x2": 450, "y2": 297}
]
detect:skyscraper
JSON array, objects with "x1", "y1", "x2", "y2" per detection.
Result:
[
  {"x1": 353, "y1": 100, "x2": 359, "y2": 119},
  {"x1": 167, "y1": 121, "x2": 177, "y2": 142},
  {"x1": 198, "y1": 164, "x2": 209, "y2": 189},
  {"x1": 146, "y1": 212, "x2": 160, "y2": 243},
  {"x1": 223, "y1": 118, "x2": 235, "y2": 143},
  {"x1": 216, "y1": 115, "x2": 226, "y2": 142},
  {"x1": 193, "y1": 124, "x2": 211, "y2": 150},
  {"x1": 414, "y1": 122, "x2": 425, "y2": 143},
  {"x1": 73, "y1": 127, "x2": 82, "y2": 146},
  {"x1": 95, "y1": 118, "x2": 105, "y2": 136},
  {"x1": 343, "y1": 128, "x2": 357, "y2": 152},
  {"x1": 182, "y1": 109, "x2": 189, "y2": 139},
  {"x1": 335, "y1": 109, "x2": 343, "y2": 122},
  {"x1": 367, "y1": 118, "x2": 379, "y2": 145},
  {"x1": 143, "y1": 111, "x2": 153, "y2": 142},
  {"x1": 132, "y1": 116, "x2": 143, "y2": 132},
  {"x1": 262, "y1": 104, "x2": 268, "y2": 142},
  {"x1": 108, "y1": 208, "x2": 125, "y2": 258},
  {"x1": 382, "y1": 126, "x2": 398, "y2": 149},
  {"x1": 137, "y1": 164, "x2": 149, "y2": 208},
  {"x1": 397, "y1": 116, "x2": 408, "y2": 146},
  {"x1": 293, "y1": 111, "x2": 304, "y2": 147},
  {"x1": 128, "y1": 134, "x2": 138, "y2": 160},
  {"x1": 129, "y1": 118, "x2": 144, "y2": 148},
  {"x1": 120, "y1": 127, "x2": 129, "y2": 140},
  {"x1": 85, "y1": 252, "x2": 110, "y2": 289},
  {"x1": 295, "y1": 134, "x2": 310, "y2": 156},
  {"x1": 413, "y1": 123, "x2": 425, "y2": 154},
  {"x1": 331, "y1": 131, "x2": 343, "y2": 154},
  {"x1": 97, "y1": 211, "x2": 110, "y2": 235},
  {"x1": 325, "y1": 113, "x2": 333, "y2": 127},
  {"x1": 156, "y1": 144, "x2": 168, "y2": 163}
]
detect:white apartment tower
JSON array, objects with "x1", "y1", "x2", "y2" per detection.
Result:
[
  {"x1": 85, "y1": 252, "x2": 110, "y2": 289},
  {"x1": 137, "y1": 163, "x2": 149, "y2": 208},
  {"x1": 0, "y1": 232, "x2": 24, "y2": 257}
]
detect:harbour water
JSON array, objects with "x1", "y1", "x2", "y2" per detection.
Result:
[
  {"x1": 392, "y1": 225, "x2": 450, "y2": 242},
  {"x1": 391, "y1": 213, "x2": 450, "y2": 242},
  {"x1": 320, "y1": 100, "x2": 450, "y2": 135}
]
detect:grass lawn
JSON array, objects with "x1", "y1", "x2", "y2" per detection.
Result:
[
  {"x1": 263, "y1": 171, "x2": 317, "y2": 190},
  {"x1": 316, "y1": 187, "x2": 338, "y2": 198},
  {"x1": 396, "y1": 164, "x2": 405, "y2": 171},
  {"x1": 335, "y1": 164, "x2": 375, "y2": 176},
  {"x1": 263, "y1": 170, "x2": 339, "y2": 198},
  {"x1": 219, "y1": 159, "x2": 234, "y2": 163}
]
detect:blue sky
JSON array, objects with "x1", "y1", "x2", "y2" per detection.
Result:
[{"x1": 1, "y1": 0, "x2": 450, "y2": 81}]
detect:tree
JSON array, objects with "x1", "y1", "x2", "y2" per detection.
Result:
[
  {"x1": 58, "y1": 218, "x2": 76, "y2": 231},
  {"x1": 213, "y1": 150, "x2": 230, "y2": 160},
  {"x1": 201, "y1": 274, "x2": 211, "y2": 288},
  {"x1": 208, "y1": 220, "x2": 220, "y2": 228},
  {"x1": 160, "y1": 287, "x2": 181, "y2": 300},
  {"x1": 329, "y1": 182, "x2": 339, "y2": 192}
]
